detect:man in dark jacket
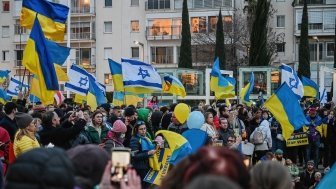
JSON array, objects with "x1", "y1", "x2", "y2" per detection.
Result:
[
  {"x1": 123, "y1": 107, "x2": 136, "y2": 148},
  {"x1": 0, "y1": 102, "x2": 17, "y2": 141},
  {"x1": 39, "y1": 111, "x2": 86, "y2": 149},
  {"x1": 218, "y1": 118, "x2": 234, "y2": 146},
  {"x1": 299, "y1": 160, "x2": 317, "y2": 189}
]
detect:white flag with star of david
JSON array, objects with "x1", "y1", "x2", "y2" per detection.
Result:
[
  {"x1": 7, "y1": 77, "x2": 29, "y2": 97},
  {"x1": 280, "y1": 63, "x2": 304, "y2": 99},
  {"x1": 121, "y1": 58, "x2": 162, "y2": 92},
  {"x1": 64, "y1": 64, "x2": 90, "y2": 96}
]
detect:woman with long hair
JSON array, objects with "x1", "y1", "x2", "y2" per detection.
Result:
[
  {"x1": 13, "y1": 113, "x2": 40, "y2": 157},
  {"x1": 86, "y1": 110, "x2": 110, "y2": 144},
  {"x1": 200, "y1": 112, "x2": 219, "y2": 141}
]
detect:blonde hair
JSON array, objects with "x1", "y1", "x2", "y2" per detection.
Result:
[{"x1": 16, "y1": 128, "x2": 35, "y2": 141}]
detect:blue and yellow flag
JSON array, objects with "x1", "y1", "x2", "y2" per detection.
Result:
[
  {"x1": 0, "y1": 88, "x2": 11, "y2": 104},
  {"x1": 108, "y1": 58, "x2": 124, "y2": 92},
  {"x1": 112, "y1": 91, "x2": 143, "y2": 106},
  {"x1": 264, "y1": 83, "x2": 309, "y2": 141},
  {"x1": 20, "y1": 0, "x2": 69, "y2": 41},
  {"x1": 240, "y1": 72, "x2": 254, "y2": 106},
  {"x1": 30, "y1": 75, "x2": 55, "y2": 105},
  {"x1": 163, "y1": 74, "x2": 186, "y2": 97},
  {"x1": 0, "y1": 70, "x2": 10, "y2": 84},
  {"x1": 210, "y1": 57, "x2": 234, "y2": 99},
  {"x1": 316, "y1": 163, "x2": 336, "y2": 189},
  {"x1": 23, "y1": 17, "x2": 60, "y2": 91},
  {"x1": 301, "y1": 76, "x2": 319, "y2": 98}
]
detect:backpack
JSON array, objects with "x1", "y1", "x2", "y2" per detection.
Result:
[{"x1": 252, "y1": 127, "x2": 265, "y2": 145}]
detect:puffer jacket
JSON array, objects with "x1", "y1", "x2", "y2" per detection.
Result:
[{"x1": 129, "y1": 135, "x2": 151, "y2": 170}]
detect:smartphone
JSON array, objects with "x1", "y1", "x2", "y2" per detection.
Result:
[{"x1": 111, "y1": 147, "x2": 131, "y2": 183}]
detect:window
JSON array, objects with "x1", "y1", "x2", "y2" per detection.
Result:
[
  {"x1": 208, "y1": 16, "x2": 217, "y2": 33},
  {"x1": 104, "y1": 47, "x2": 112, "y2": 59},
  {"x1": 147, "y1": 0, "x2": 170, "y2": 10},
  {"x1": 148, "y1": 19, "x2": 172, "y2": 36},
  {"x1": 277, "y1": 15, "x2": 285, "y2": 28},
  {"x1": 309, "y1": 43, "x2": 322, "y2": 61},
  {"x1": 131, "y1": 0, "x2": 139, "y2": 6},
  {"x1": 71, "y1": 22, "x2": 91, "y2": 39},
  {"x1": 104, "y1": 74, "x2": 112, "y2": 85},
  {"x1": 14, "y1": 25, "x2": 26, "y2": 34},
  {"x1": 131, "y1": 47, "x2": 139, "y2": 58},
  {"x1": 276, "y1": 0, "x2": 285, "y2": 2},
  {"x1": 105, "y1": 0, "x2": 112, "y2": 7},
  {"x1": 326, "y1": 43, "x2": 334, "y2": 57},
  {"x1": 2, "y1": 1, "x2": 9, "y2": 12},
  {"x1": 191, "y1": 17, "x2": 206, "y2": 33},
  {"x1": 131, "y1": 20, "x2": 139, "y2": 32},
  {"x1": 151, "y1": 46, "x2": 173, "y2": 64},
  {"x1": 15, "y1": 50, "x2": 23, "y2": 66},
  {"x1": 223, "y1": 16, "x2": 233, "y2": 32},
  {"x1": 75, "y1": 48, "x2": 91, "y2": 67},
  {"x1": 71, "y1": 0, "x2": 91, "y2": 13},
  {"x1": 2, "y1": 26, "x2": 9, "y2": 37},
  {"x1": 276, "y1": 43, "x2": 285, "y2": 53},
  {"x1": 104, "y1": 21, "x2": 112, "y2": 33},
  {"x1": 2, "y1": 51, "x2": 9, "y2": 61}
]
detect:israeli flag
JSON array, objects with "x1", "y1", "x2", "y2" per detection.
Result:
[
  {"x1": 280, "y1": 63, "x2": 304, "y2": 99},
  {"x1": 121, "y1": 58, "x2": 162, "y2": 91},
  {"x1": 7, "y1": 77, "x2": 29, "y2": 97},
  {"x1": 64, "y1": 64, "x2": 90, "y2": 96},
  {"x1": 319, "y1": 88, "x2": 327, "y2": 104}
]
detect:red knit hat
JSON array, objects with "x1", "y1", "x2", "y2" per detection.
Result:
[{"x1": 112, "y1": 120, "x2": 127, "y2": 133}]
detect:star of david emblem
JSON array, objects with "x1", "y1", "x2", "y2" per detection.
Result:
[
  {"x1": 289, "y1": 77, "x2": 298, "y2": 89},
  {"x1": 15, "y1": 86, "x2": 20, "y2": 92},
  {"x1": 78, "y1": 77, "x2": 88, "y2": 87},
  {"x1": 138, "y1": 67, "x2": 150, "y2": 79}
]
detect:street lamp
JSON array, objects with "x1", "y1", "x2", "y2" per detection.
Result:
[
  {"x1": 313, "y1": 36, "x2": 320, "y2": 86},
  {"x1": 133, "y1": 40, "x2": 144, "y2": 62}
]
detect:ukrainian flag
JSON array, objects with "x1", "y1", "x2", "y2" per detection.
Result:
[
  {"x1": 20, "y1": 0, "x2": 69, "y2": 41},
  {"x1": 30, "y1": 75, "x2": 55, "y2": 105},
  {"x1": 210, "y1": 57, "x2": 234, "y2": 99},
  {"x1": 264, "y1": 83, "x2": 309, "y2": 141},
  {"x1": 156, "y1": 130, "x2": 192, "y2": 165},
  {"x1": 240, "y1": 72, "x2": 254, "y2": 106},
  {"x1": 0, "y1": 88, "x2": 11, "y2": 104},
  {"x1": 163, "y1": 74, "x2": 186, "y2": 97},
  {"x1": 0, "y1": 70, "x2": 10, "y2": 84},
  {"x1": 217, "y1": 76, "x2": 236, "y2": 99},
  {"x1": 301, "y1": 76, "x2": 319, "y2": 98},
  {"x1": 108, "y1": 58, "x2": 124, "y2": 92},
  {"x1": 113, "y1": 91, "x2": 144, "y2": 106}
]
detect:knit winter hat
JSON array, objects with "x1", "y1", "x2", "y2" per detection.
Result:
[
  {"x1": 15, "y1": 112, "x2": 33, "y2": 129},
  {"x1": 307, "y1": 160, "x2": 315, "y2": 166},
  {"x1": 275, "y1": 149, "x2": 283, "y2": 155},
  {"x1": 112, "y1": 120, "x2": 127, "y2": 133}
]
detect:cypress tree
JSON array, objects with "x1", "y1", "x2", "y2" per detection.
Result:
[
  {"x1": 178, "y1": 0, "x2": 192, "y2": 68},
  {"x1": 215, "y1": 8, "x2": 226, "y2": 70},
  {"x1": 248, "y1": 0, "x2": 271, "y2": 66},
  {"x1": 298, "y1": 0, "x2": 310, "y2": 78}
]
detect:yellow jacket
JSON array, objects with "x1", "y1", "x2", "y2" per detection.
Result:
[{"x1": 14, "y1": 133, "x2": 40, "y2": 157}]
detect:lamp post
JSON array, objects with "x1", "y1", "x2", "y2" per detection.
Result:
[
  {"x1": 313, "y1": 36, "x2": 320, "y2": 86},
  {"x1": 134, "y1": 40, "x2": 145, "y2": 62}
]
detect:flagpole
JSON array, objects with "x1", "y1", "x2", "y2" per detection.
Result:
[
  {"x1": 66, "y1": 0, "x2": 71, "y2": 98},
  {"x1": 123, "y1": 89, "x2": 126, "y2": 106}
]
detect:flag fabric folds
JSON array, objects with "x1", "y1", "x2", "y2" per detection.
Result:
[
  {"x1": 7, "y1": 78, "x2": 28, "y2": 97},
  {"x1": 280, "y1": 63, "x2": 304, "y2": 99},
  {"x1": 240, "y1": 72, "x2": 254, "y2": 106},
  {"x1": 22, "y1": 17, "x2": 60, "y2": 91},
  {"x1": 264, "y1": 83, "x2": 309, "y2": 141},
  {"x1": 29, "y1": 94, "x2": 40, "y2": 103},
  {"x1": 0, "y1": 70, "x2": 10, "y2": 84},
  {"x1": 163, "y1": 74, "x2": 186, "y2": 97},
  {"x1": 210, "y1": 57, "x2": 234, "y2": 99},
  {"x1": 316, "y1": 163, "x2": 336, "y2": 189},
  {"x1": 65, "y1": 64, "x2": 90, "y2": 96},
  {"x1": 54, "y1": 91, "x2": 65, "y2": 106},
  {"x1": 108, "y1": 58, "x2": 124, "y2": 91},
  {"x1": 319, "y1": 88, "x2": 327, "y2": 104},
  {"x1": 30, "y1": 75, "x2": 55, "y2": 105},
  {"x1": 112, "y1": 91, "x2": 144, "y2": 106},
  {"x1": 121, "y1": 58, "x2": 162, "y2": 93},
  {"x1": 0, "y1": 88, "x2": 11, "y2": 104},
  {"x1": 20, "y1": 0, "x2": 69, "y2": 41},
  {"x1": 301, "y1": 76, "x2": 319, "y2": 98},
  {"x1": 156, "y1": 130, "x2": 192, "y2": 165},
  {"x1": 45, "y1": 40, "x2": 71, "y2": 65}
]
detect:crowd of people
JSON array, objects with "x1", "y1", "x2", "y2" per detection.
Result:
[{"x1": 0, "y1": 95, "x2": 335, "y2": 189}]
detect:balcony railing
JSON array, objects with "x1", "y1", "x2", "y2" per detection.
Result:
[
  {"x1": 71, "y1": 6, "x2": 94, "y2": 14},
  {"x1": 70, "y1": 32, "x2": 95, "y2": 40},
  {"x1": 296, "y1": 24, "x2": 335, "y2": 33},
  {"x1": 15, "y1": 60, "x2": 22, "y2": 67},
  {"x1": 294, "y1": 0, "x2": 328, "y2": 5},
  {"x1": 146, "y1": 25, "x2": 181, "y2": 40},
  {"x1": 151, "y1": 55, "x2": 174, "y2": 64}
]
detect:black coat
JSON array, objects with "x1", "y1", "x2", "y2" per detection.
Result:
[
  {"x1": 0, "y1": 116, "x2": 17, "y2": 141},
  {"x1": 39, "y1": 119, "x2": 85, "y2": 149},
  {"x1": 218, "y1": 128, "x2": 235, "y2": 146},
  {"x1": 130, "y1": 135, "x2": 150, "y2": 171}
]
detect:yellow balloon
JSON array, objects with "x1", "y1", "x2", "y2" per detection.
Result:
[{"x1": 174, "y1": 103, "x2": 190, "y2": 124}]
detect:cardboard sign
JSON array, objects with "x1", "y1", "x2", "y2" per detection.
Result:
[
  {"x1": 286, "y1": 132, "x2": 309, "y2": 147},
  {"x1": 144, "y1": 148, "x2": 172, "y2": 185}
]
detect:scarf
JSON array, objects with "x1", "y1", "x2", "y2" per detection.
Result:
[{"x1": 137, "y1": 134, "x2": 155, "y2": 151}]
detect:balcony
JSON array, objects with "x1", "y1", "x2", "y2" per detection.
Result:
[
  {"x1": 294, "y1": 0, "x2": 335, "y2": 5},
  {"x1": 71, "y1": 6, "x2": 95, "y2": 15},
  {"x1": 70, "y1": 32, "x2": 96, "y2": 40},
  {"x1": 146, "y1": 25, "x2": 181, "y2": 40}
]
